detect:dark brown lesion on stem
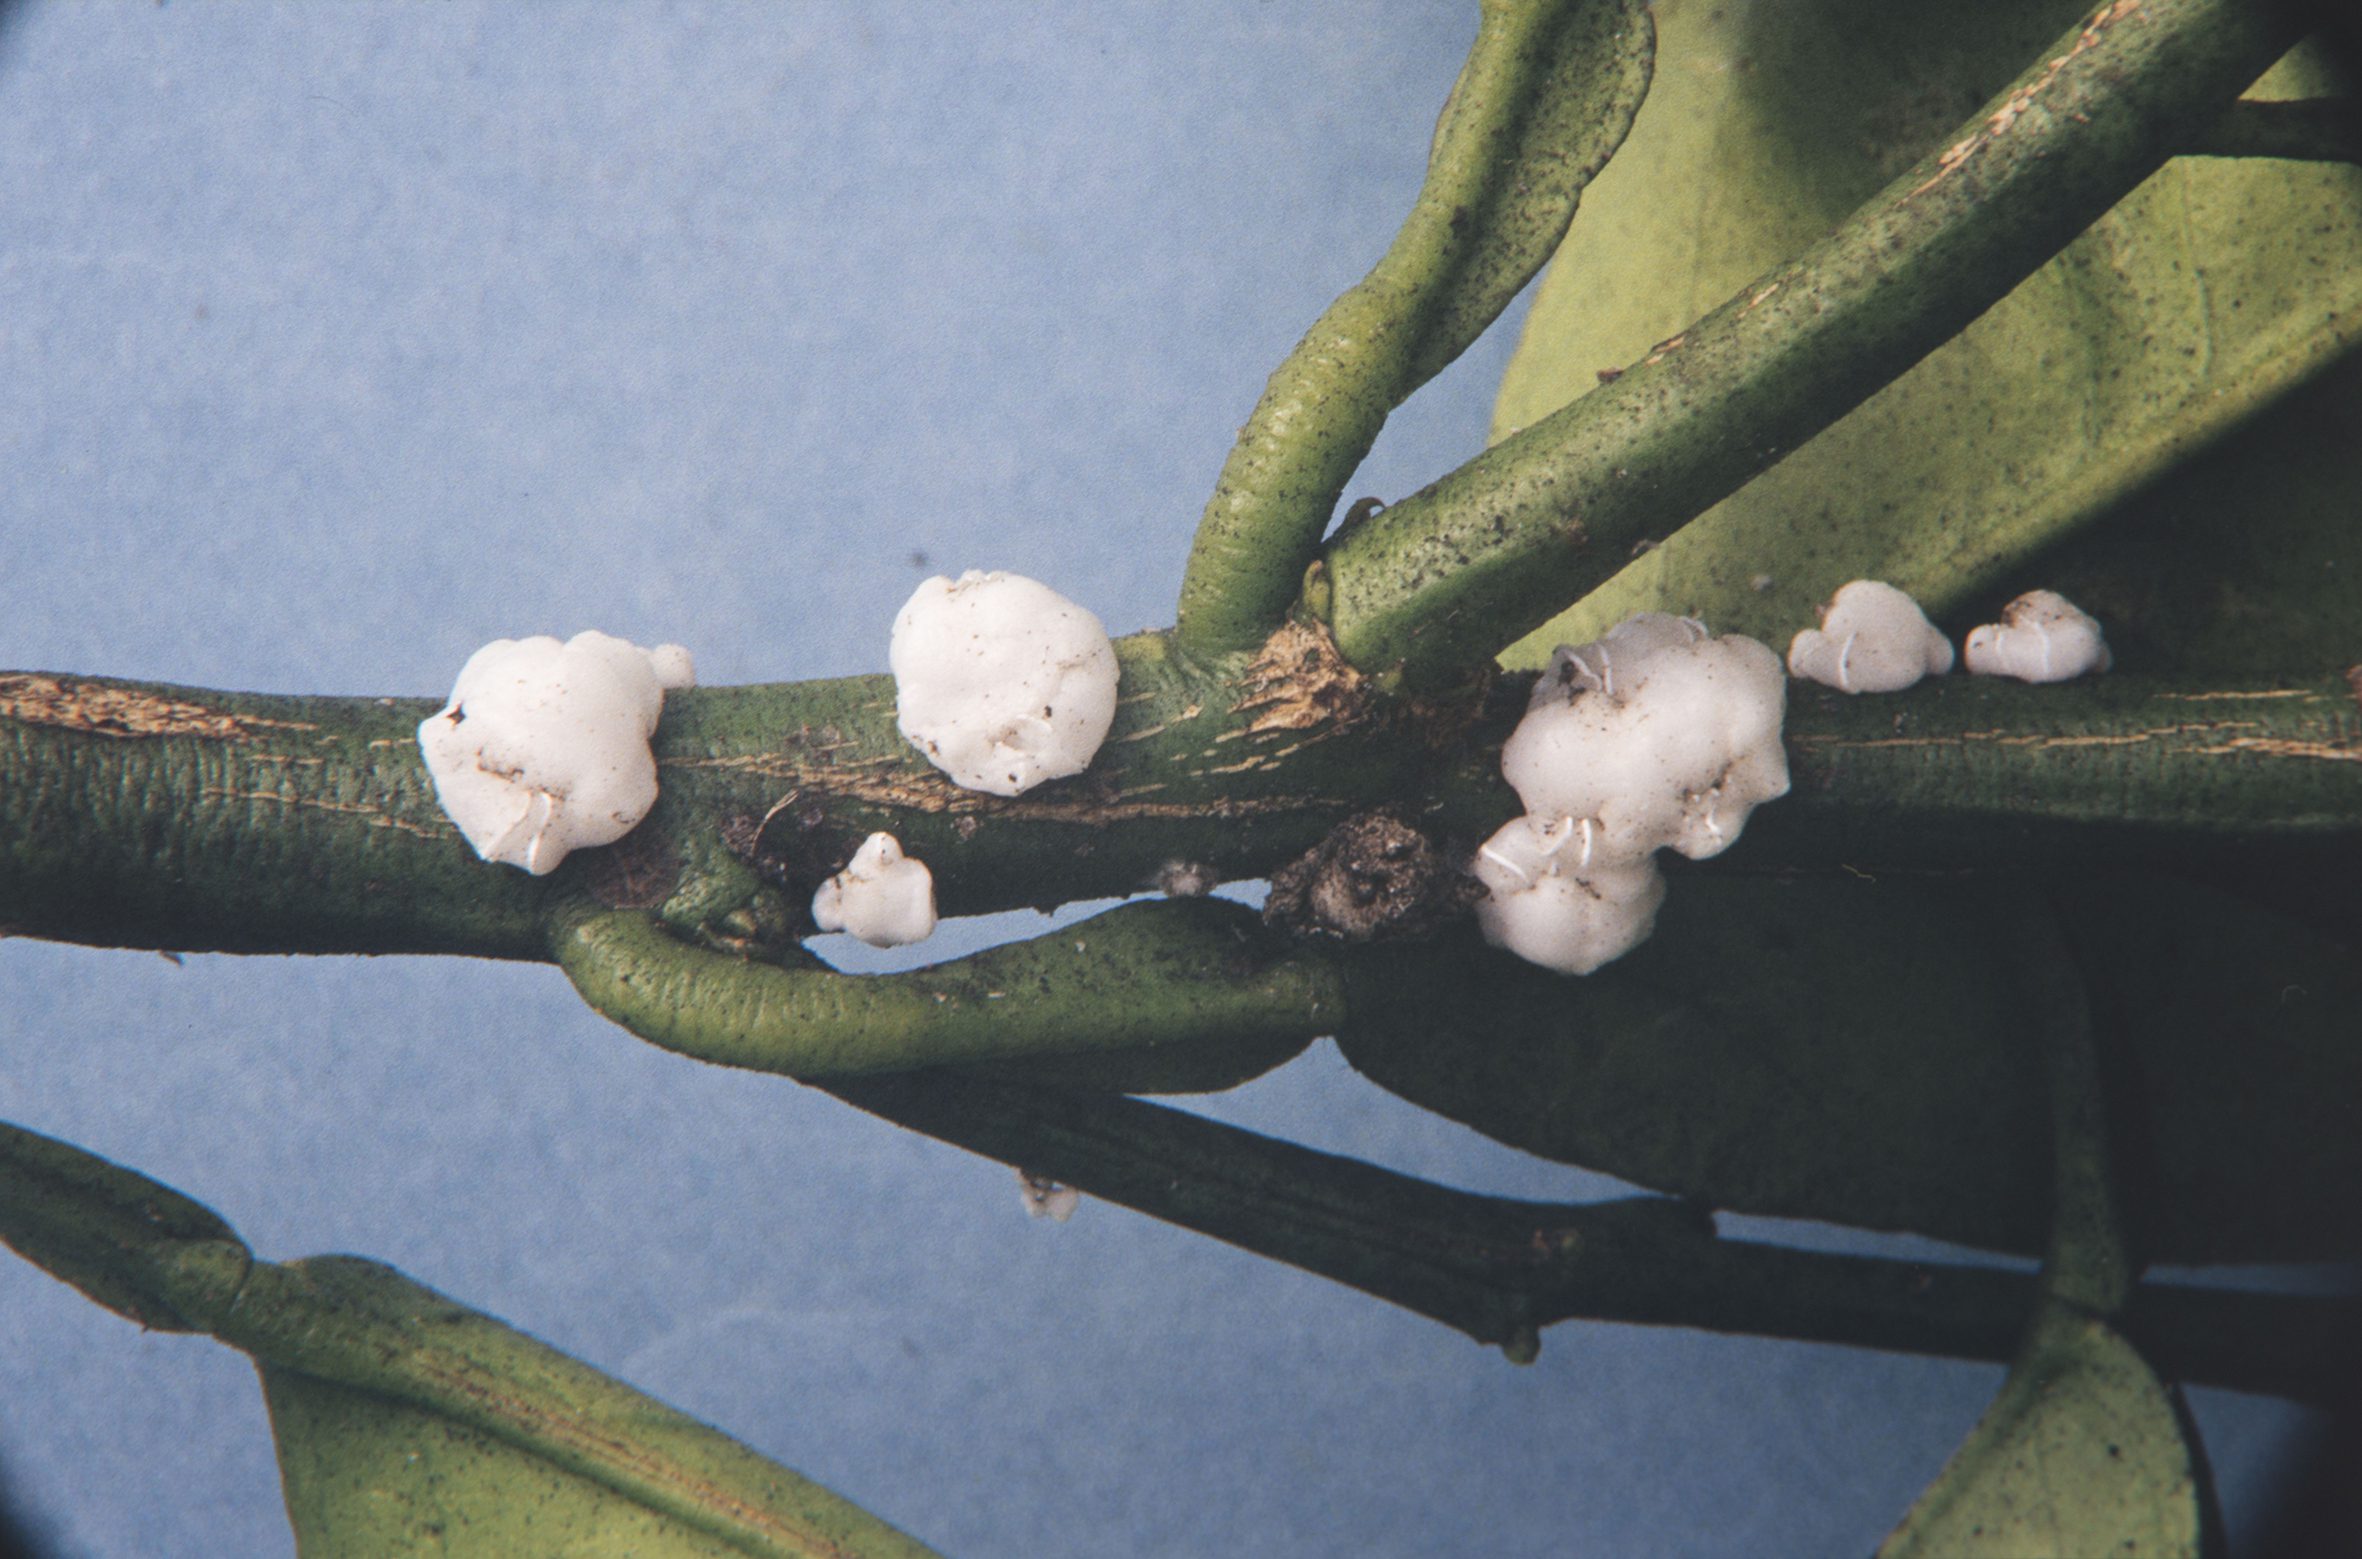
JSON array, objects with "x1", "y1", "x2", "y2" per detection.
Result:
[{"x1": 1264, "y1": 809, "x2": 1483, "y2": 943}]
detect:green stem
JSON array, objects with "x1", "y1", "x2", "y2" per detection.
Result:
[
  {"x1": 553, "y1": 898, "x2": 1342, "y2": 1080},
  {"x1": 0, "y1": 636, "x2": 1421, "y2": 955},
  {"x1": 3, "y1": 662, "x2": 2354, "y2": 962},
  {"x1": 1746, "y1": 672, "x2": 2362, "y2": 872},
  {"x1": 1172, "y1": 0, "x2": 1651, "y2": 660},
  {"x1": 2187, "y1": 97, "x2": 2362, "y2": 163},
  {"x1": 826, "y1": 1069, "x2": 2356, "y2": 1404},
  {"x1": 1322, "y1": 0, "x2": 2304, "y2": 686}
]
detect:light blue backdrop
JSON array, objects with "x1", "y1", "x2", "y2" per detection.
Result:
[{"x1": 0, "y1": 4, "x2": 2323, "y2": 1555}]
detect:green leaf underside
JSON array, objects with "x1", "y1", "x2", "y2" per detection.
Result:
[
  {"x1": 234, "y1": 1256, "x2": 942, "y2": 1559},
  {"x1": 1491, "y1": 0, "x2": 2362, "y2": 666},
  {"x1": 1879, "y1": 1307, "x2": 2206, "y2": 1559},
  {"x1": 266, "y1": 1370, "x2": 748, "y2": 1559},
  {"x1": 1337, "y1": 874, "x2": 2362, "y2": 1263}
]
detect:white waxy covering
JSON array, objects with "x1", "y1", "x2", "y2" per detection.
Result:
[
  {"x1": 1479, "y1": 613, "x2": 1789, "y2": 977},
  {"x1": 891, "y1": 570, "x2": 1120, "y2": 797},
  {"x1": 418, "y1": 631, "x2": 693, "y2": 876},
  {"x1": 1964, "y1": 590, "x2": 2113, "y2": 684},
  {"x1": 811, "y1": 831, "x2": 938, "y2": 948},
  {"x1": 1787, "y1": 580, "x2": 1954, "y2": 694},
  {"x1": 1471, "y1": 814, "x2": 1667, "y2": 976},
  {"x1": 1502, "y1": 614, "x2": 1790, "y2": 866}
]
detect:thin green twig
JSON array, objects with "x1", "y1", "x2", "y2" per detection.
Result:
[
  {"x1": 1172, "y1": 0, "x2": 1651, "y2": 660},
  {"x1": 553, "y1": 897, "x2": 1340, "y2": 1079}
]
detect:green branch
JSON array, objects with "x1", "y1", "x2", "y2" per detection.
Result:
[
  {"x1": 1322, "y1": 0, "x2": 2305, "y2": 686},
  {"x1": 553, "y1": 897, "x2": 1339, "y2": 1080},
  {"x1": 1172, "y1": 0, "x2": 1651, "y2": 660},
  {"x1": 825, "y1": 1068, "x2": 2357, "y2": 1405},
  {"x1": 3, "y1": 661, "x2": 2353, "y2": 964},
  {"x1": 1738, "y1": 672, "x2": 2362, "y2": 873}
]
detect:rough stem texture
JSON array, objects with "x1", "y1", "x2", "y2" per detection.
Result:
[
  {"x1": 553, "y1": 898, "x2": 1341, "y2": 1080},
  {"x1": 1322, "y1": 0, "x2": 2304, "y2": 686},
  {"x1": 3, "y1": 661, "x2": 2355, "y2": 963}
]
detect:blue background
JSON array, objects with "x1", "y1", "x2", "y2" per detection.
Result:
[{"x1": 0, "y1": 4, "x2": 2326, "y2": 1554}]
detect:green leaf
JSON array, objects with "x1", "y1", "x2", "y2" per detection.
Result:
[
  {"x1": 265, "y1": 1369, "x2": 749, "y2": 1559},
  {"x1": 231, "y1": 1255, "x2": 943, "y2": 1558},
  {"x1": 2056, "y1": 872, "x2": 2362, "y2": 1265},
  {"x1": 1879, "y1": 1306, "x2": 2212, "y2": 1559},
  {"x1": 1339, "y1": 877, "x2": 2053, "y2": 1252},
  {"x1": 1335, "y1": 874, "x2": 2362, "y2": 1262},
  {"x1": 2030, "y1": 346, "x2": 2362, "y2": 676},
  {"x1": 1879, "y1": 883, "x2": 2219, "y2": 1556},
  {"x1": 0, "y1": 1123, "x2": 937, "y2": 1558},
  {"x1": 1488, "y1": 0, "x2": 2362, "y2": 664}
]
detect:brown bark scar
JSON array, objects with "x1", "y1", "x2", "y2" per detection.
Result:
[
  {"x1": 2196, "y1": 737, "x2": 2362, "y2": 764},
  {"x1": 1114, "y1": 702, "x2": 1204, "y2": 743},
  {"x1": 668, "y1": 756, "x2": 1325, "y2": 826},
  {"x1": 199, "y1": 785, "x2": 449, "y2": 839},
  {"x1": 1793, "y1": 720, "x2": 2251, "y2": 752},
  {"x1": 1907, "y1": 0, "x2": 2141, "y2": 197},
  {"x1": 0, "y1": 674, "x2": 315, "y2": 741},
  {"x1": 1229, "y1": 620, "x2": 1370, "y2": 736}
]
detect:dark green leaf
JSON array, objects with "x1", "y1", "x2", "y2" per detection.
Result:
[
  {"x1": 1337, "y1": 874, "x2": 2362, "y2": 1262},
  {"x1": 2058, "y1": 872, "x2": 2362, "y2": 1265},
  {"x1": 2031, "y1": 348, "x2": 2362, "y2": 677},
  {"x1": 1879, "y1": 1307, "x2": 2210, "y2": 1559},
  {"x1": 1339, "y1": 877, "x2": 2055, "y2": 1251}
]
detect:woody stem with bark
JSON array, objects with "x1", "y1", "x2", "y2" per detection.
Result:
[{"x1": 1, "y1": 666, "x2": 2353, "y2": 961}]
